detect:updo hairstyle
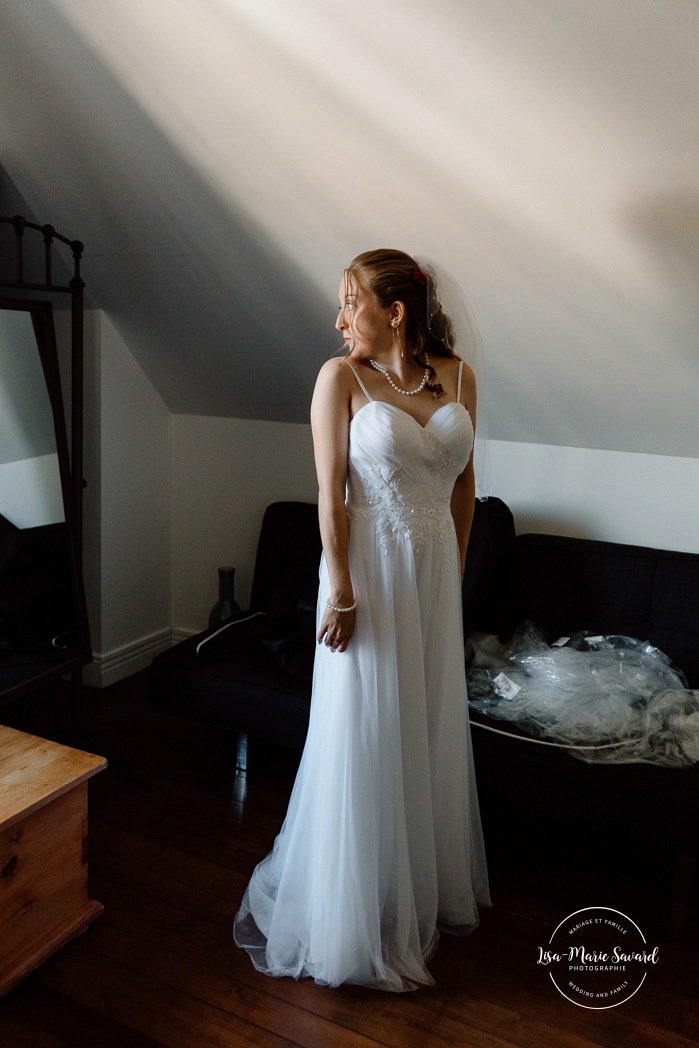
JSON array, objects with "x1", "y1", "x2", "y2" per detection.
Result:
[{"x1": 346, "y1": 248, "x2": 456, "y2": 398}]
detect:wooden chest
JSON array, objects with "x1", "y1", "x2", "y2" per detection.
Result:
[{"x1": 0, "y1": 725, "x2": 106, "y2": 996}]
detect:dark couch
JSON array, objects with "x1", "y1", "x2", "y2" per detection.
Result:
[
  {"x1": 469, "y1": 530, "x2": 699, "y2": 897},
  {"x1": 149, "y1": 499, "x2": 699, "y2": 892}
]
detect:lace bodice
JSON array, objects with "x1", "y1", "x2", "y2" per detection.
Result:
[{"x1": 346, "y1": 400, "x2": 474, "y2": 557}]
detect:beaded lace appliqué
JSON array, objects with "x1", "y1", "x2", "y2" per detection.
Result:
[{"x1": 347, "y1": 430, "x2": 457, "y2": 564}]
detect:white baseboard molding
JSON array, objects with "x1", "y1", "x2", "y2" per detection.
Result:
[
  {"x1": 171, "y1": 626, "x2": 199, "y2": 646},
  {"x1": 82, "y1": 629, "x2": 175, "y2": 688},
  {"x1": 82, "y1": 626, "x2": 202, "y2": 688}
]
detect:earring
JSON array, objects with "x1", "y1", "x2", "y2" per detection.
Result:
[{"x1": 392, "y1": 321, "x2": 404, "y2": 357}]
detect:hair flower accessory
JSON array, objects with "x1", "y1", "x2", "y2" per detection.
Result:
[{"x1": 412, "y1": 269, "x2": 428, "y2": 287}]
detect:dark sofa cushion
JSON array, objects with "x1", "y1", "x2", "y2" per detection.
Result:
[
  {"x1": 510, "y1": 535, "x2": 657, "y2": 641},
  {"x1": 250, "y1": 502, "x2": 322, "y2": 614},
  {"x1": 462, "y1": 496, "x2": 516, "y2": 637},
  {"x1": 149, "y1": 630, "x2": 312, "y2": 749},
  {"x1": 650, "y1": 557, "x2": 699, "y2": 687},
  {"x1": 509, "y1": 534, "x2": 699, "y2": 687},
  {"x1": 195, "y1": 610, "x2": 316, "y2": 682}
]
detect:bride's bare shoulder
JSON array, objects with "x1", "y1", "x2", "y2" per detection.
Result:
[
  {"x1": 312, "y1": 358, "x2": 357, "y2": 417},
  {"x1": 315, "y1": 356, "x2": 357, "y2": 389}
]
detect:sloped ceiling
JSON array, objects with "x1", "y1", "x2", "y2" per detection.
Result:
[{"x1": 1, "y1": 0, "x2": 697, "y2": 454}]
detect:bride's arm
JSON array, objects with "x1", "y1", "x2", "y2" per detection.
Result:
[
  {"x1": 310, "y1": 360, "x2": 357, "y2": 652},
  {"x1": 451, "y1": 460, "x2": 476, "y2": 580},
  {"x1": 450, "y1": 363, "x2": 478, "y2": 580}
]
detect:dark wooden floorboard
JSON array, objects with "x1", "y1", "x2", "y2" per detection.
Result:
[{"x1": 0, "y1": 671, "x2": 697, "y2": 1047}]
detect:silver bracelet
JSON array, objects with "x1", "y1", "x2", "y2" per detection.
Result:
[{"x1": 326, "y1": 597, "x2": 357, "y2": 614}]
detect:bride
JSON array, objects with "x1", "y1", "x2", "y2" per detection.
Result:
[{"x1": 234, "y1": 248, "x2": 490, "y2": 991}]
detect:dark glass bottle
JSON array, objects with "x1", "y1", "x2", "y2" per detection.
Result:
[{"x1": 209, "y1": 566, "x2": 241, "y2": 626}]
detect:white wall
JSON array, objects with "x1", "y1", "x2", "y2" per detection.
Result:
[
  {"x1": 488, "y1": 441, "x2": 699, "y2": 554},
  {"x1": 82, "y1": 311, "x2": 172, "y2": 686},
  {"x1": 171, "y1": 415, "x2": 318, "y2": 634}
]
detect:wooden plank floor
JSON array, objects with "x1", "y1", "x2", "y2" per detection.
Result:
[{"x1": 0, "y1": 672, "x2": 697, "y2": 1047}]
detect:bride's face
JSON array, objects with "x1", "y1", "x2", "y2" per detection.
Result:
[{"x1": 336, "y1": 273, "x2": 390, "y2": 358}]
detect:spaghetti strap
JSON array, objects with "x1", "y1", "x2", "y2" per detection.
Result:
[
  {"x1": 345, "y1": 362, "x2": 373, "y2": 403},
  {"x1": 456, "y1": 359, "x2": 464, "y2": 405}
]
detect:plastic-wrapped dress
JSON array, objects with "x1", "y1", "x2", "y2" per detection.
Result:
[{"x1": 234, "y1": 361, "x2": 490, "y2": 991}]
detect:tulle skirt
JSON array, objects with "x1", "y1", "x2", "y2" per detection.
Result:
[{"x1": 234, "y1": 518, "x2": 490, "y2": 991}]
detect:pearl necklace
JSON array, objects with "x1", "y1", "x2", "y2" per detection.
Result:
[{"x1": 369, "y1": 354, "x2": 430, "y2": 396}]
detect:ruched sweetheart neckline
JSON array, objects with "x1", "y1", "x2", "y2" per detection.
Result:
[{"x1": 351, "y1": 398, "x2": 471, "y2": 433}]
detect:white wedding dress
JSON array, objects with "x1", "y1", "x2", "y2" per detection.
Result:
[{"x1": 234, "y1": 362, "x2": 490, "y2": 991}]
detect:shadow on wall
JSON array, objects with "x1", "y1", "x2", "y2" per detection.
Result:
[
  {"x1": 630, "y1": 188, "x2": 699, "y2": 339},
  {"x1": 6, "y1": 2, "x2": 699, "y2": 454},
  {"x1": 514, "y1": 512, "x2": 598, "y2": 541},
  {"x1": 0, "y1": 3, "x2": 333, "y2": 424},
  {"x1": 627, "y1": 188, "x2": 699, "y2": 452}
]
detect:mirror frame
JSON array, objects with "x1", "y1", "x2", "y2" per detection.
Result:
[{"x1": 0, "y1": 216, "x2": 91, "y2": 703}]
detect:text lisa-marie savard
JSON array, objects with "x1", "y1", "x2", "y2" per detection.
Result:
[{"x1": 537, "y1": 946, "x2": 660, "y2": 969}]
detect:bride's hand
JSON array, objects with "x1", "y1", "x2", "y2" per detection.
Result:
[{"x1": 317, "y1": 605, "x2": 356, "y2": 653}]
